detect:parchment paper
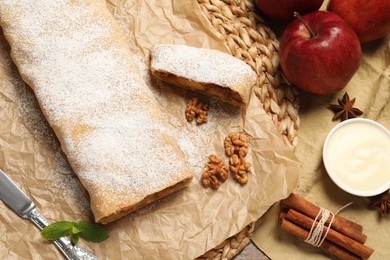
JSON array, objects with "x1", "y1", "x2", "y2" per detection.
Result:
[
  {"x1": 253, "y1": 3, "x2": 390, "y2": 259},
  {"x1": 0, "y1": 0, "x2": 299, "y2": 259}
]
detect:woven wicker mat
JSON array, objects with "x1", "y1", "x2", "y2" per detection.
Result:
[{"x1": 196, "y1": 0, "x2": 300, "y2": 259}]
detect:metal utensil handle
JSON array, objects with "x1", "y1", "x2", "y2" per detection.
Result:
[{"x1": 27, "y1": 208, "x2": 99, "y2": 260}]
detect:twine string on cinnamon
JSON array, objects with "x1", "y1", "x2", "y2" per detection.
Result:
[
  {"x1": 304, "y1": 202, "x2": 353, "y2": 247},
  {"x1": 304, "y1": 207, "x2": 334, "y2": 247}
]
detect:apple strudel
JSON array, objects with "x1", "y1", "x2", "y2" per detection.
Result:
[{"x1": 0, "y1": 0, "x2": 193, "y2": 224}]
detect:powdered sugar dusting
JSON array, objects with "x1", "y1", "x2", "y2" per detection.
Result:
[
  {"x1": 49, "y1": 150, "x2": 90, "y2": 210},
  {"x1": 0, "y1": 0, "x2": 192, "y2": 220},
  {"x1": 68, "y1": 112, "x2": 184, "y2": 199}
]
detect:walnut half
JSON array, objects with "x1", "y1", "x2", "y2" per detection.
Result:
[
  {"x1": 229, "y1": 154, "x2": 251, "y2": 185},
  {"x1": 201, "y1": 171, "x2": 220, "y2": 190},
  {"x1": 224, "y1": 132, "x2": 251, "y2": 185},
  {"x1": 224, "y1": 132, "x2": 249, "y2": 157},
  {"x1": 185, "y1": 97, "x2": 209, "y2": 125},
  {"x1": 201, "y1": 154, "x2": 229, "y2": 190}
]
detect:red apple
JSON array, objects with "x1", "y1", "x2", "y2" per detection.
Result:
[
  {"x1": 255, "y1": 0, "x2": 324, "y2": 22},
  {"x1": 328, "y1": 0, "x2": 390, "y2": 43},
  {"x1": 279, "y1": 11, "x2": 361, "y2": 94}
]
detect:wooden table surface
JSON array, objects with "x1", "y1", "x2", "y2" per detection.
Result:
[{"x1": 235, "y1": 241, "x2": 269, "y2": 260}]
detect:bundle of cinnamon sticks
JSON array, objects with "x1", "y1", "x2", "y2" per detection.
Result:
[{"x1": 279, "y1": 193, "x2": 374, "y2": 260}]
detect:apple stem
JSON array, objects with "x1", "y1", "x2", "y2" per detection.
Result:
[{"x1": 294, "y1": 12, "x2": 316, "y2": 39}]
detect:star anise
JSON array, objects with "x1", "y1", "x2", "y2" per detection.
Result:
[
  {"x1": 369, "y1": 190, "x2": 390, "y2": 217},
  {"x1": 328, "y1": 92, "x2": 363, "y2": 121}
]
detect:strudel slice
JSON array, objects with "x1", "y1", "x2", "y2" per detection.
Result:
[
  {"x1": 150, "y1": 44, "x2": 257, "y2": 107},
  {"x1": 0, "y1": 0, "x2": 193, "y2": 224}
]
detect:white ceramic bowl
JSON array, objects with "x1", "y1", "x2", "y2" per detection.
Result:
[{"x1": 323, "y1": 118, "x2": 390, "y2": 197}]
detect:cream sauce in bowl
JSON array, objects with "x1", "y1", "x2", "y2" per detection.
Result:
[{"x1": 323, "y1": 118, "x2": 390, "y2": 196}]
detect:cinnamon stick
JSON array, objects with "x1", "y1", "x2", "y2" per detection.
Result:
[
  {"x1": 285, "y1": 208, "x2": 374, "y2": 259},
  {"x1": 279, "y1": 218, "x2": 361, "y2": 260},
  {"x1": 281, "y1": 193, "x2": 367, "y2": 243}
]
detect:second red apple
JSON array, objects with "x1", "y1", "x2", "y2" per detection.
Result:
[
  {"x1": 328, "y1": 0, "x2": 390, "y2": 43},
  {"x1": 255, "y1": 0, "x2": 324, "y2": 22},
  {"x1": 279, "y1": 11, "x2": 362, "y2": 94}
]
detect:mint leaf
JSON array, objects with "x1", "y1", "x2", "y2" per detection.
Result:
[
  {"x1": 75, "y1": 221, "x2": 109, "y2": 243},
  {"x1": 41, "y1": 221, "x2": 73, "y2": 240},
  {"x1": 41, "y1": 220, "x2": 109, "y2": 245}
]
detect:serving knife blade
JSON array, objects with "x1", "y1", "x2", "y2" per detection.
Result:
[
  {"x1": 0, "y1": 168, "x2": 35, "y2": 217},
  {"x1": 0, "y1": 168, "x2": 99, "y2": 260}
]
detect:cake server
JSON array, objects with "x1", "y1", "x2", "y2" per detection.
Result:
[{"x1": 0, "y1": 168, "x2": 99, "y2": 260}]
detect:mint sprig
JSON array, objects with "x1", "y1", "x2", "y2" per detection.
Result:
[{"x1": 41, "y1": 220, "x2": 109, "y2": 245}]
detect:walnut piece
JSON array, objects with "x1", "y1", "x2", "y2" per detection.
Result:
[
  {"x1": 229, "y1": 154, "x2": 251, "y2": 185},
  {"x1": 224, "y1": 132, "x2": 249, "y2": 157},
  {"x1": 185, "y1": 97, "x2": 209, "y2": 125},
  {"x1": 201, "y1": 171, "x2": 220, "y2": 190},
  {"x1": 224, "y1": 132, "x2": 251, "y2": 185},
  {"x1": 201, "y1": 154, "x2": 229, "y2": 190}
]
